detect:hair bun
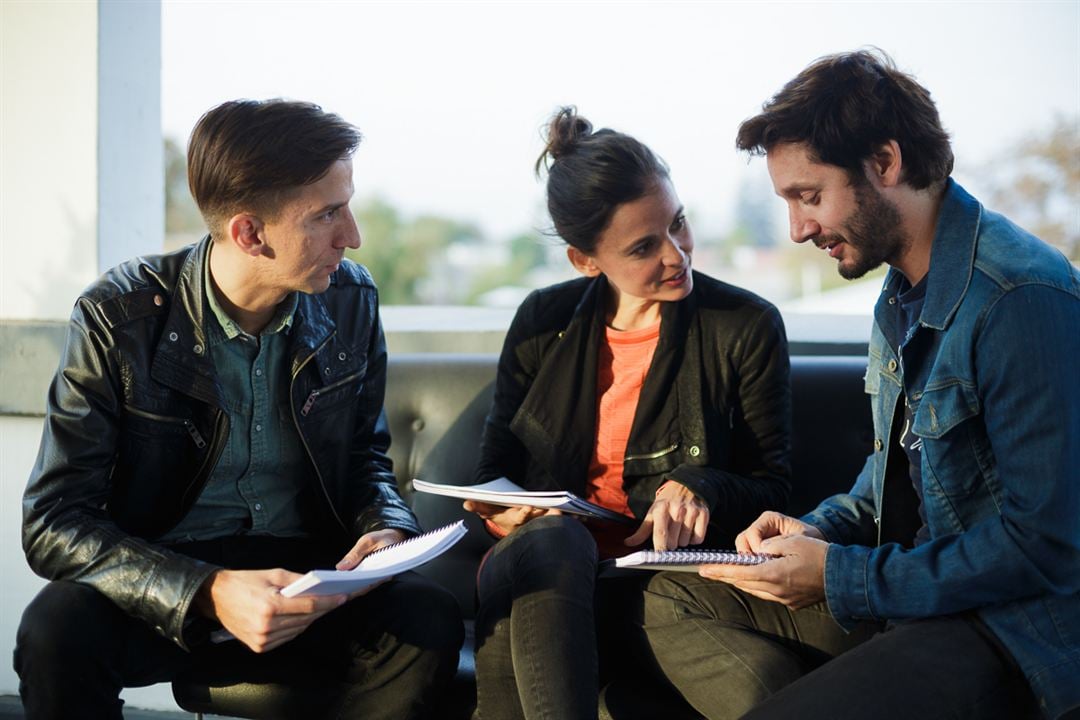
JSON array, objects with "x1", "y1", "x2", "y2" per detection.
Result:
[{"x1": 536, "y1": 106, "x2": 593, "y2": 174}]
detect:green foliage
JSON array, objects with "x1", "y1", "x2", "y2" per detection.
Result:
[
  {"x1": 348, "y1": 198, "x2": 484, "y2": 304},
  {"x1": 463, "y1": 231, "x2": 549, "y2": 303},
  {"x1": 164, "y1": 137, "x2": 204, "y2": 233}
]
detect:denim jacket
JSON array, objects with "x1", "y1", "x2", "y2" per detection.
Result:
[{"x1": 801, "y1": 180, "x2": 1080, "y2": 718}]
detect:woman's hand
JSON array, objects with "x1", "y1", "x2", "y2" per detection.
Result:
[
  {"x1": 625, "y1": 481, "x2": 709, "y2": 551},
  {"x1": 463, "y1": 501, "x2": 561, "y2": 536}
]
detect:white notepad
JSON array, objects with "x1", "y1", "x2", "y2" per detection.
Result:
[
  {"x1": 412, "y1": 477, "x2": 635, "y2": 524},
  {"x1": 280, "y1": 520, "x2": 468, "y2": 597}
]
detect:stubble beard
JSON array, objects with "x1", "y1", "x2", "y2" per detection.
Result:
[{"x1": 830, "y1": 180, "x2": 907, "y2": 281}]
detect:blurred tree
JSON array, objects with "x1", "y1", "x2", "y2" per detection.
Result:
[
  {"x1": 508, "y1": 231, "x2": 547, "y2": 271},
  {"x1": 732, "y1": 170, "x2": 779, "y2": 248},
  {"x1": 984, "y1": 116, "x2": 1079, "y2": 261},
  {"x1": 465, "y1": 231, "x2": 548, "y2": 303},
  {"x1": 349, "y1": 198, "x2": 483, "y2": 304},
  {"x1": 164, "y1": 137, "x2": 204, "y2": 234}
]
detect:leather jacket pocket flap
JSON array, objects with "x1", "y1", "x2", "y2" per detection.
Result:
[
  {"x1": 121, "y1": 404, "x2": 194, "y2": 439},
  {"x1": 912, "y1": 382, "x2": 980, "y2": 440},
  {"x1": 623, "y1": 442, "x2": 682, "y2": 478},
  {"x1": 300, "y1": 368, "x2": 366, "y2": 417}
]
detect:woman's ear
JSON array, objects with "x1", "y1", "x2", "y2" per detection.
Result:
[{"x1": 567, "y1": 246, "x2": 601, "y2": 277}]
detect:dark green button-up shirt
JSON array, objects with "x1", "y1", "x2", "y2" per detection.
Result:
[{"x1": 158, "y1": 247, "x2": 311, "y2": 542}]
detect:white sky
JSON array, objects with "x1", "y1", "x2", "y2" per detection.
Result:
[{"x1": 162, "y1": 1, "x2": 1080, "y2": 242}]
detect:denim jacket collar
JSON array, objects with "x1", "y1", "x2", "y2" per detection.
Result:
[{"x1": 879, "y1": 179, "x2": 983, "y2": 334}]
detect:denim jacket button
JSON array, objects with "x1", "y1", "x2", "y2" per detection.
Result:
[
  {"x1": 874, "y1": 438, "x2": 884, "y2": 451},
  {"x1": 887, "y1": 359, "x2": 898, "y2": 372},
  {"x1": 689, "y1": 445, "x2": 701, "y2": 457}
]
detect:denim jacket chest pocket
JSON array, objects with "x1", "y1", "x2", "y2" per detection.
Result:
[{"x1": 912, "y1": 381, "x2": 995, "y2": 504}]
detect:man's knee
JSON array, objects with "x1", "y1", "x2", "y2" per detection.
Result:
[
  {"x1": 16, "y1": 581, "x2": 123, "y2": 670},
  {"x1": 643, "y1": 571, "x2": 751, "y2": 626},
  {"x1": 368, "y1": 574, "x2": 464, "y2": 653}
]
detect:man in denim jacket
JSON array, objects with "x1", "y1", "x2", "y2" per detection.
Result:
[{"x1": 641, "y1": 51, "x2": 1079, "y2": 719}]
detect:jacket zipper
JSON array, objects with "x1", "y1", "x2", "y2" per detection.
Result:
[
  {"x1": 624, "y1": 442, "x2": 680, "y2": 462},
  {"x1": 299, "y1": 369, "x2": 363, "y2": 417},
  {"x1": 179, "y1": 410, "x2": 227, "y2": 507},
  {"x1": 290, "y1": 333, "x2": 349, "y2": 532},
  {"x1": 124, "y1": 405, "x2": 206, "y2": 448}
]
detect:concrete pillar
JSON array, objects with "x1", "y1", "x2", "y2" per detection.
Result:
[
  {"x1": 0, "y1": 0, "x2": 162, "y2": 321},
  {"x1": 0, "y1": 0, "x2": 163, "y2": 703}
]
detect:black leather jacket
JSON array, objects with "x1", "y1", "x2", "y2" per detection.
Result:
[
  {"x1": 475, "y1": 272, "x2": 792, "y2": 544},
  {"x1": 23, "y1": 238, "x2": 421, "y2": 648}
]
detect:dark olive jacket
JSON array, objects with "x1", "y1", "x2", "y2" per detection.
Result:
[
  {"x1": 475, "y1": 272, "x2": 791, "y2": 544},
  {"x1": 22, "y1": 237, "x2": 420, "y2": 648}
]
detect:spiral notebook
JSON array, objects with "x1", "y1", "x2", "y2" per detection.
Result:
[
  {"x1": 280, "y1": 520, "x2": 468, "y2": 597},
  {"x1": 613, "y1": 549, "x2": 774, "y2": 572}
]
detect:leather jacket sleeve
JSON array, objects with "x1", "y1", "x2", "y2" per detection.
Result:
[
  {"x1": 338, "y1": 310, "x2": 423, "y2": 540},
  {"x1": 474, "y1": 289, "x2": 544, "y2": 486},
  {"x1": 667, "y1": 303, "x2": 792, "y2": 542},
  {"x1": 22, "y1": 297, "x2": 217, "y2": 649}
]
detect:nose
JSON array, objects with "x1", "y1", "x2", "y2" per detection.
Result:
[
  {"x1": 789, "y1": 207, "x2": 820, "y2": 244},
  {"x1": 340, "y1": 207, "x2": 361, "y2": 250},
  {"x1": 662, "y1": 234, "x2": 691, "y2": 266}
]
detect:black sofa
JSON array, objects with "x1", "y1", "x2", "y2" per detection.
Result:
[{"x1": 173, "y1": 352, "x2": 873, "y2": 718}]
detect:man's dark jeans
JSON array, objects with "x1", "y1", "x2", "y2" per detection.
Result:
[
  {"x1": 14, "y1": 536, "x2": 464, "y2": 720},
  {"x1": 643, "y1": 572, "x2": 1037, "y2": 719}
]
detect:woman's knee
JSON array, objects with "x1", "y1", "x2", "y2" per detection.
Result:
[
  {"x1": 478, "y1": 515, "x2": 598, "y2": 611},
  {"x1": 509, "y1": 514, "x2": 597, "y2": 564}
]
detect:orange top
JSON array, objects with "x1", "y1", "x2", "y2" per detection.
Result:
[{"x1": 585, "y1": 318, "x2": 662, "y2": 558}]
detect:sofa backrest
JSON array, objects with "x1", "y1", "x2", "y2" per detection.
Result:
[{"x1": 383, "y1": 353, "x2": 873, "y2": 616}]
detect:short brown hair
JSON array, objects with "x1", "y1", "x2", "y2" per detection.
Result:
[
  {"x1": 187, "y1": 99, "x2": 361, "y2": 233},
  {"x1": 736, "y1": 49, "x2": 953, "y2": 189}
]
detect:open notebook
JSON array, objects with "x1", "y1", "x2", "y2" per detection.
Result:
[
  {"x1": 412, "y1": 477, "x2": 635, "y2": 524},
  {"x1": 280, "y1": 520, "x2": 468, "y2": 597},
  {"x1": 612, "y1": 549, "x2": 774, "y2": 572}
]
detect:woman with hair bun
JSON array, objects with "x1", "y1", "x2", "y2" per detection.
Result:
[{"x1": 466, "y1": 107, "x2": 791, "y2": 719}]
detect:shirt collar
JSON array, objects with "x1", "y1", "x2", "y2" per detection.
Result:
[{"x1": 203, "y1": 244, "x2": 297, "y2": 346}]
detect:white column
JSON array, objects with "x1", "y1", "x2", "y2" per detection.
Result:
[
  {"x1": 0, "y1": 0, "x2": 162, "y2": 321},
  {"x1": 98, "y1": 0, "x2": 163, "y2": 273},
  {"x1": 0, "y1": 0, "x2": 164, "y2": 704}
]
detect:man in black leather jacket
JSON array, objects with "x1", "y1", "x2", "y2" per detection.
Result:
[{"x1": 15, "y1": 99, "x2": 462, "y2": 719}]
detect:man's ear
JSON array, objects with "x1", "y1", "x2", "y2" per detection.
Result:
[
  {"x1": 225, "y1": 213, "x2": 266, "y2": 257},
  {"x1": 567, "y1": 246, "x2": 601, "y2": 277},
  {"x1": 867, "y1": 140, "x2": 903, "y2": 188}
]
